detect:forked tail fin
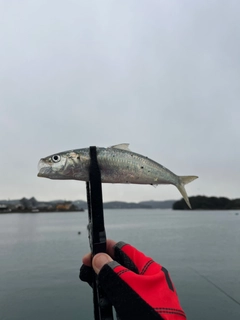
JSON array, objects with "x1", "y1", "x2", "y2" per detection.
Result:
[{"x1": 177, "y1": 176, "x2": 198, "y2": 209}]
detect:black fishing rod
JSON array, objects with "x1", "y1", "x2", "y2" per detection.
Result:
[{"x1": 86, "y1": 146, "x2": 114, "y2": 320}]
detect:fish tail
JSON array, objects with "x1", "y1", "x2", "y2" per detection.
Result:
[{"x1": 176, "y1": 176, "x2": 198, "y2": 209}]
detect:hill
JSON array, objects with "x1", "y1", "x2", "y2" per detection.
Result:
[{"x1": 173, "y1": 196, "x2": 240, "y2": 210}]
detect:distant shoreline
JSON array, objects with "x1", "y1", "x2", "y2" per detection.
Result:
[
  {"x1": 0, "y1": 208, "x2": 166, "y2": 214},
  {"x1": 1, "y1": 196, "x2": 240, "y2": 213},
  {"x1": 0, "y1": 197, "x2": 174, "y2": 213}
]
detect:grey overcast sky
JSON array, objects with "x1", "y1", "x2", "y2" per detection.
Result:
[{"x1": 0, "y1": 0, "x2": 239, "y2": 202}]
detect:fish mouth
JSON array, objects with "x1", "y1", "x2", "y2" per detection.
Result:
[
  {"x1": 37, "y1": 159, "x2": 52, "y2": 178},
  {"x1": 37, "y1": 170, "x2": 48, "y2": 177}
]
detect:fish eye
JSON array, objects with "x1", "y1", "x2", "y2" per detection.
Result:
[{"x1": 52, "y1": 155, "x2": 61, "y2": 163}]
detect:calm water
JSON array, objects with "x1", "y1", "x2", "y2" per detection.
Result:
[{"x1": 0, "y1": 209, "x2": 240, "y2": 320}]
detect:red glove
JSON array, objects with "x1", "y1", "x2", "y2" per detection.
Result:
[{"x1": 80, "y1": 241, "x2": 187, "y2": 320}]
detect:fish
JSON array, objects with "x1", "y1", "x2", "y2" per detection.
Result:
[{"x1": 37, "y1": 143, "x2": 198, "y2": 208}]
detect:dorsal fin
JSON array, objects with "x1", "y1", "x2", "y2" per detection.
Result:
[{"x1": 110, "y1": 143, "x2": 130, "y2": 151}]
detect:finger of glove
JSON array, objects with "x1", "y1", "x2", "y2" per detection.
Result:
[
  {"x1": 98, "y1": 262, "x2": 162, "y2": 320},
  {"x1": 114, "y1": 242, "x2": 162, "y2": 275},
  {"x1": 80, "y1": 253, "x2": 113, "y2": 285},
  {"x1": 79, "y1": 264, "x2": 93, "y2": 287}
]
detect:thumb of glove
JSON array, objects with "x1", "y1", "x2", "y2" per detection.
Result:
[{"x1": 92, "y1": 253, "x2": 113, "y2": 274}]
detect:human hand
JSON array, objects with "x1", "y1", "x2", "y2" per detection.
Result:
[{"x1": 80, "y1": 240, "x2": 186, "y2": 320}]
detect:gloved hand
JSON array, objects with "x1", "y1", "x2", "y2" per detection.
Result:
[{"x1": 80, "y1": 240, "x2": 186, "y2": 320}]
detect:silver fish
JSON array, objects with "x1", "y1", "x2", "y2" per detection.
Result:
[{"x1": 38, "y1": 143, "x2": 198, "y2": 208}]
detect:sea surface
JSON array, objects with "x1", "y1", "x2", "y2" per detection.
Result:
[{"x1": 0, "y1": 209, "x2": 240, "y2": 320}]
